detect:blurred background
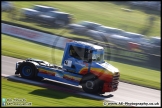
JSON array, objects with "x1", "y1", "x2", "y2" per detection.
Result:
[{"x1": 2, "y1": 1, "x2": 161, "y2": 90}]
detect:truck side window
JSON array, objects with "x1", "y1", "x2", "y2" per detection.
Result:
[
  {"x1": 69, "y1": 45, "x2": 85, "y2": 60},
  {"x1": 69, "y1": 45, "x2": 92, "y2": 62}
]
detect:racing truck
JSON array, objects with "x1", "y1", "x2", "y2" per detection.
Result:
[{"x1": 15, "y1": 41, "x2": 120, "y2": 94}]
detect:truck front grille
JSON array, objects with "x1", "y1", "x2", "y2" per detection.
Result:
[
  {"x1": 112, "y1": 72, "x2": 120, "y2": 88},
  {"x1": 113, "y1": 72, "x2": 120, "y2": 81}
]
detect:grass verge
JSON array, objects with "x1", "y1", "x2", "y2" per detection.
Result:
[{"x1": 2, "y1": 77, "x2": 105, "y2": 106}]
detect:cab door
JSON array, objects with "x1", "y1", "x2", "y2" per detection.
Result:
[{"x1": 63, "y1": 45, "x2": 92, "y2": 74}]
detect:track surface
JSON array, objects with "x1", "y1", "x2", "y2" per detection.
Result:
[{"x1": 2, "y1": 55, "x2": 161, "y2": 106}]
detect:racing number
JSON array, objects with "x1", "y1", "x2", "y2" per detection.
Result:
[
  {"x1": 65, "y1": 60, "x2": 68, "y2": 65},
  {"x1": 64, "y1": 60, "x2": 72, "y2": 67}
]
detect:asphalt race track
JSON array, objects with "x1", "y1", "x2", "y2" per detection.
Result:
[{"x1": 2, "y1": 56, "x2": 161, "y2": 107}]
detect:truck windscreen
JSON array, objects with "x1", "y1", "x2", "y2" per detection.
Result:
[{"x1": 92, "y1": 50, "x2": 104, "y2": 62}]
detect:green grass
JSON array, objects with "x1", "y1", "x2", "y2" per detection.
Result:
[
  {"x1": 2, "y1": 34, "x2": 63, "y2": 65},
  {"x1": 2, "y1": 34, "x2": 160, "y2": 89},
  {"x1": 108, "y1": 61, "x2": 160, "y2": 89},
  {"x1": 2, "y1": 78, "x2": 104, "y2": 106},
  {"x1": 2, "y1": 1, "x2": 160, "y2": 38}
]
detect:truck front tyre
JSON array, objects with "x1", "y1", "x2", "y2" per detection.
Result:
[
  {"x1": 82, "y1": 79, "x2": 100, "y2": 94},
  {"x1": 81, "y1": 74, "x2": 103, "y2": 94},
  {"x1": 19, "y1": 62, "x2": 36, "y2": 79}
]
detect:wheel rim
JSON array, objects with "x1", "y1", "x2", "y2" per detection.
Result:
[
  {"x1": 85, "y1": 81, "x2": 94, "y2": 89},
  {"x1": 22, "y1": 66, "x2": 32, "y2": 76}
]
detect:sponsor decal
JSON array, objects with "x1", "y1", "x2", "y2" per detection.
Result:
[
  {"x1": 63, "y1": 74, "x2": 81, "y2": 82},
  {"x1": 38, "y1": 68, "x2": 55, "y2": 76}
]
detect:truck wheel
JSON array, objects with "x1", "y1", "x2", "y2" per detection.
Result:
[
  {"x1": 82, "y1": 79, "x2": 100, "y2": 94},
  {"x1": 19, "y1": 62, "x2": 36, "y2": 79},
  {"x1": 81, "y1": 74, "x2": 100, "y2": 94}
]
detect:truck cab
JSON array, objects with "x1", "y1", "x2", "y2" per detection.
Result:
[
  {"x1": 15, "y1": 41, "x2": 120, "y2": 94},
  {"x1": 39, "y1": 11, "x2": 72, "y2": 27},
  {"x1": 62, "y1": 41, "x2": 104, "y2": 74},
  {"x1": 21, "y1": 5, "x2": 58, "y2": 20}
]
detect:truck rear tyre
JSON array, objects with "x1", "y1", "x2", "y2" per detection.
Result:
[{"x1": 19, "y1": 62, "x2": 36, "y2": 79}]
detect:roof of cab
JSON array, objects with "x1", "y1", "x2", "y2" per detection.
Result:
[
  {"x1": 68, "y1": 41, "x2": 103, "y2": 50},
  {"x1": 34, "y1": 5, "x2": 53, "y2": 9},
  {"x1": 80, "y1": 21, "x2": 102, "y2": 25},
  {"x1": 50, "y1": 11, "x2": 70, "y2": 15}
]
